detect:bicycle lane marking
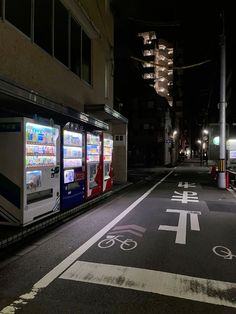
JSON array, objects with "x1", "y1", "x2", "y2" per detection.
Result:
[
  {"x1": 58, "y1": 176, "x2": 236, "y2": 308},
  {"x1": 0, "y1": 170, "x2": 174, "y2": 314}
]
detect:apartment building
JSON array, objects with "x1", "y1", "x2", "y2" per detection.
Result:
[{"x1": 138, "y1": 32, "x2": 173, "y2": 107}]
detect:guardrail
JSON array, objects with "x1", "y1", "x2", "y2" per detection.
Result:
[{"x1": 210, "y1": 166, "x2": 236, "y2": 189}]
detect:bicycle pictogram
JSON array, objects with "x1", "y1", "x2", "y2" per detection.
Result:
[
  {"x1": 212, "y1": 246, "x2": 236, "y2": 260},
  {"x1": 98, "y1": 235, "x2": 137, "y2": 251}
]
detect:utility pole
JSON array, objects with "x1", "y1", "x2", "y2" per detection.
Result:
[{"x1": 218, "y1": 12, "x2": 227, "y2": 189}]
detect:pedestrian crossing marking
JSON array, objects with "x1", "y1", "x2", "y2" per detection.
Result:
[{"x1": 60, "y1": 260, "x2": 236, "y2": 308}]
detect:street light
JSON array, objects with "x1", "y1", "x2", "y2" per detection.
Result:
[
  {"x1": 218, "y1": 12, "x2": 227, "y2": 189},
  {"x1": 171, "y1": 130, "x2": 178, "y2": 166},
  {"x1": 200, "y1": 129, "x2": 208, "y2": 165}
]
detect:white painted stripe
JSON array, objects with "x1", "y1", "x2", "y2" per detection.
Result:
[
  {"x1": 0, "y1": 171, "x2": 173, "y2": 314},
  {"x1": 60, "y1": 261, "x2": 236, "y2": 308},
  {"x1": 107, "y1": 230, "x2": 144, "y2": 237},
  {"x1": 190, "y1": 212, "x2": 200, "y2": 231},
  {"x1": 113, "y1": 224, "x2": 146, "y2": 233}
]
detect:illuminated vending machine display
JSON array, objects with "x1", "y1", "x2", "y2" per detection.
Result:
[
  {"x1": 86, "y1": 132, "x2": 102, "y2": 199},
  {"x1": 0, "y1": 117, "x2": 60, "y2": 226},
  {"x1": 62, "y1": 129, "x2": 84, "y2": 209},
  {"x1": 103, "y1": 133, "x2": 113, "y2": 192}
]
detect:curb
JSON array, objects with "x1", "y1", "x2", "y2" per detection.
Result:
[{"x1": 0, "y1": 182, "x2": 132, "y2": 250}]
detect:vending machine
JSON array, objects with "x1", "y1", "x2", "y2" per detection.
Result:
[
  {"x1": 62, "y1": 128, "x2": 85, "y2": 209},
  {"x1": 0, "y1": 117, "x2": 60, "y2": 226},
  {"x1": 102, "y1": 133, "x2": 113, "y2": 192},
  {"x1": 86, "y1": 132, "x2": 102, "y2": 199}
]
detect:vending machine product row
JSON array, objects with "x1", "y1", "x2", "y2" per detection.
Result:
[
  {"x1": 0, "y1": 117, "x2": 60, "y2": 226},
  {"x1": 61, "y1": 128, "x2": 85, "y2": 210}
]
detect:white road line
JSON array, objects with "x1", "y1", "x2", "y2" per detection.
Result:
[
  {"x1": 60, "y1": 260, "x2": 236, "y2": 308},
  {"x1": 0, "y1": 171, "x2": 173, "y2": 314}
]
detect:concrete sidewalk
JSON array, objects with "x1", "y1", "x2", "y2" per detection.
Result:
[{"x1": 0, "y1": 183, "x2": 132, "y2": 250}]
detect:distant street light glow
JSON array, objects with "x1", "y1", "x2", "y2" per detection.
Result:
[{"x1": 213, "y1": 136, "x2": 220, "y2": 145}]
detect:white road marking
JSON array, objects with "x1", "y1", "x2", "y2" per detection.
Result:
[
  {"x1": 60, "y1": 260, "x2": 236, "y2": 308},
  {"x1": 178, "y1": 182, "x2": 196, "y2": 188},
  {"x1": 171, "y1": 191, "x2": 199, "y2": 203},
  {"x1": 158, "y1": 209, "x2": 201, "y2": 244},
  {"x1": 0, "y1": 171, "x2": 173, "y2": 314}
]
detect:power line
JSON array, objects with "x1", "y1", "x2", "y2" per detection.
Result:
[{"x1": 130, "y1": 56, "x2": 212, "y2": 70}]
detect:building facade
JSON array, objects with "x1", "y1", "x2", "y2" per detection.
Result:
[{"x1": 0, "y1": 0, "x2": 128, "y2": 184}]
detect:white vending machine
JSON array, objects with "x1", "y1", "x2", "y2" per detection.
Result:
[{"x1": 0, "y1": 117, "x2": 60, "y2": 226}]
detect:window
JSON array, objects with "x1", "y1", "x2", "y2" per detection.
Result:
[
  {"x1": 71, "y1": 17, "x2": 81, "y2": 76},
  {"x1": 147, "y1": 101, "x2": 154, "y2": 109},
  {"x1": 82, "y1": 30, "x2": 91, "y2": 84},
  {"x1": 5, "y1": 0, "x2": 31, "y2": 37},
  {"x1": 143, "y1": 124, "x2": 150, "y2": 130},
  {"x1": 54, "y1": 0, "x2": 69, "y2": 66},
  {"x1": 34, "y1": 0, "x2": 52, "y2": 54}
]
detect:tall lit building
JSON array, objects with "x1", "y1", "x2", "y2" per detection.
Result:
[{"x1": 138, "y1": 32, "x2": 173, "y2": 107}]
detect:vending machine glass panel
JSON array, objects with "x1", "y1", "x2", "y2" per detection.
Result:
[
  {"x1": 103, "y1": 133, "x2": 113, "y2": 192},
  {"x1": 62, "y1": 129, "x2": 85, "y2": 209},
  {"x1": 86, "y1": 132, "x2": 102, "y2": 198},
  {"x1": 25, "y1": 122, "x2": 58, "y2": 168},
  {"x1": 64, "y1": 169, "x2": 75, "y2": 184},
  {"x1": 26, "y1": 170, "x2": 42, "y2": 190}
]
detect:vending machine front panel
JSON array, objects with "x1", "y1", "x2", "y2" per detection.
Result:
[
  {"x1": 62, "y1": 130, "x2": 85, "y2": 210},
  {"x1": 103, "y1": 133, "x2": 113, "y2": 192},
  {"x1": 86, "y1": 132, "x2": 102, "y2": 199},
  {"x1": 24, "y1": 120, "x2": 60, "y2": 224}
]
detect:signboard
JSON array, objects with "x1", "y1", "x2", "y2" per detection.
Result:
[{"x1": 229, "y1": 150, "x2": 236, "y2": 159}]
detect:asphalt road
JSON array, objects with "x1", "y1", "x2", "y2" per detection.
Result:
[{"x1": 0, "y1": 162, "x2": 236, "y2": 313}]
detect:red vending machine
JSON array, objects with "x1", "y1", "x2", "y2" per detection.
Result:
[
  {"x1": 86, "y1": 132, "x2": 102, "y2": 199},
  {"x1": 102, "y1": 133, "x2": 113, "y2": 192}
]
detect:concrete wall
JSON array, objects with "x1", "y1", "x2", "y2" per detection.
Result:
[
  {"x1": 0, "y1": 0, "x2": 114, "y2": 111},
  {"x1": 112, "y1": 123, "x2": 128, "y2": 183}
]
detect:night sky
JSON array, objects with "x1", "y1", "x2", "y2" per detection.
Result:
[{"x1": 111, "y1": 1, "x2": 234, "y2": 143}]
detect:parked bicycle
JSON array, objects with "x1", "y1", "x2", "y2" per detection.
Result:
[
  {"x1": 98, "y1": 235, "x2": 137, "y2": 251},
  {"x1": 212, "y1": 246, "x2": 236, "y2": 260}
]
